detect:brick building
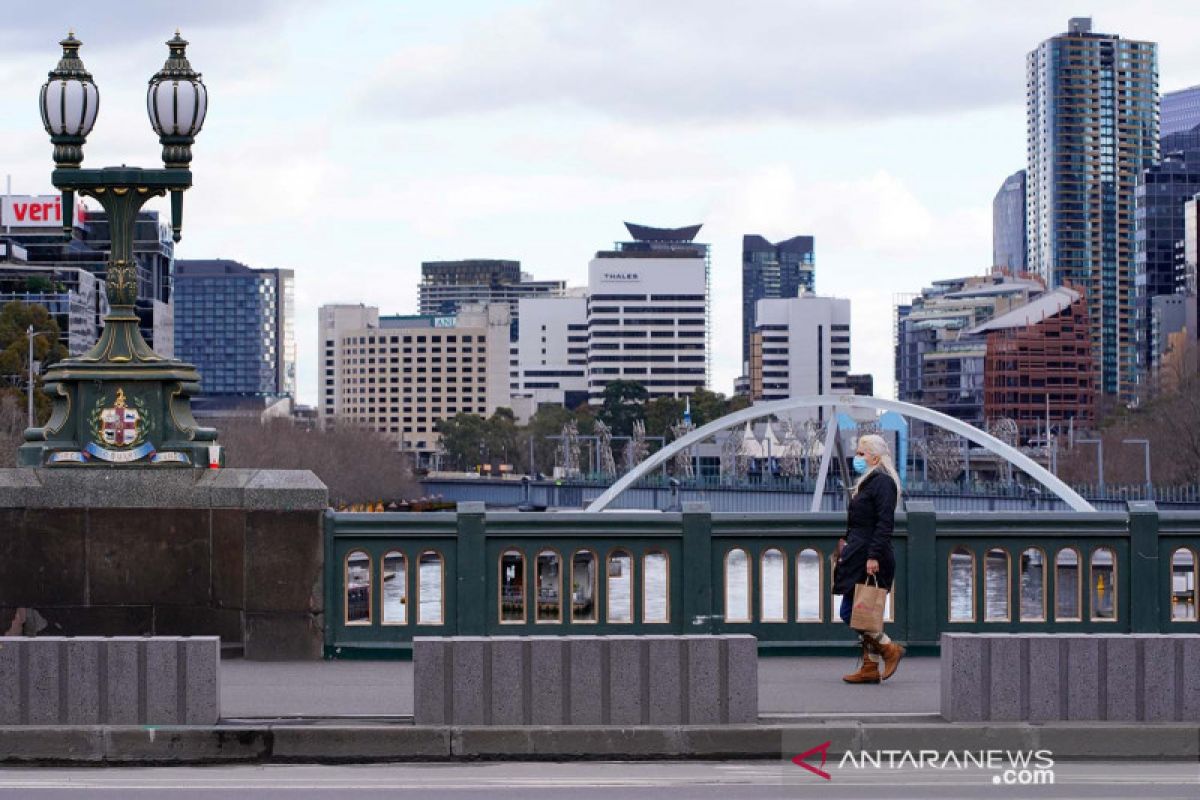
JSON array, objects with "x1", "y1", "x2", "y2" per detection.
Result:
[{"x1": 974, "y1": 287, "x2": 1096, "y2": 441}]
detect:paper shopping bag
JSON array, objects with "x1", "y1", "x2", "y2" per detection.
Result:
[{"x1": 850, "y1": 577, "x2": 887, "y2": 632}]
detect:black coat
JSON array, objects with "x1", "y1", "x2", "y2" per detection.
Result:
[{"x1": 832, "y1": 470, "x2": 898, "y2": 595}]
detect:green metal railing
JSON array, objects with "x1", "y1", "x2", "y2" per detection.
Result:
[{"x1": 324, "y1": 501, "x2": 1200, "y2": 658}]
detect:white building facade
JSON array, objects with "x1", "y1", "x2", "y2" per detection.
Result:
[
  {"x1": 586, "y1": 256, "x2": 708, "y2": 402},
  {"x1": 751, "y1": 294, "x2": 851, "y2": 412},
  {"x1": 318, "y1": 302, "x2": 511, "y2": 465}
]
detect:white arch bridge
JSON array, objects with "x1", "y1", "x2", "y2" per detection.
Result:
[{"x1": 585, "y1": 394, "x2": 1094, "y2": 513}]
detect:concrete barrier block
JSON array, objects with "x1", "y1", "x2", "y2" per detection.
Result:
[
  {"x1": 0, "y1": 642, "x2": 19, "y2": 725},
  {"x1": 449, "y1": 637, "x2": 486, "y2": 725},
  {"x1": 144, "y1": 638, "x2": 181, "y2": 724},
  {"x1": 1139, "y1": 635, "x2": 1177, "y2": 722},
  {"x1": 1025, "y1": 635, "x2": 1063, "y2": 722},
  {"x1": 566, "y1": 637, "x2": 603, "y2": 725},
  {"x1": 1181, "y1": 636, "x2": 1200, "y2": 721},
  {"x1": 1065, "y1": 637, "x2": 1100, "y2": 720},
  {"x1": 272, "y1": 725, "x2": 452, "y2": 760},
  {"x1": 64, "y1": 639, "x2": 100, "y2": 725},
  {"x1": 607, "y1": 635, "x2": 644, "y2": 725},
  {"x1": 488, "y1": 637, "x2": 525, "y2": 726},
  {"x1": 988, "y1": 635, "x2": 1023, "y2": 721},
  {"x1": 1098, "y1": 635, "x2": 1137, "y2": 722},
  {"x1": 724, "y1": 634, "x2": 758, "y2": 724},
  {"x1": 413, "y1": 638, "x2": 447, "y2": 725},
  {"x1": 528, "y1": 637, "x2": 565, "y2": 725},
  {"x1": 182, "y1": 638, "x2": 219, "y2": 725},
  {"x1": 104, "y1": 639, "x2": 140, "y2": 726},
  {"x1": 26, "y1": 639, "x2": 61, "y2": 725},
  {"x1": 646, "y1": 636, "x2": 682, "y2": 724},
  {"x1": 941, "y1": 633, "x2": 986, "y2": 721},
  {"x1": 684, "y1": 635, "x2": 720, "y2": 724}
]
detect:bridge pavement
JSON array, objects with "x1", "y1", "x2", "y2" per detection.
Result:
[{"x1": 219, "y1": 656, "x2": 941, "y2": 720}]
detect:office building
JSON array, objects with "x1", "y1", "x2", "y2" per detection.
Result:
[
  {"x1": 1133, "y1": 126, "x2": 1200, "y2": 380},
  {"x1": 513, "y1": 294, "x2": 589, "y2": 410},
  {"x1": 1026, "y1": 17, "x2": 1159, "y2": 400},
  {"x1": 894, "y1": 273, "x2": 1044, "y2": 426},
  {"x1": 174, "y1": 259, "x2": 296, "y2": 398},
  {"x1": 587, "y1": 223, "x2": 709, "y2": 401},
  {"x1": 976, "y1": 287, "x2": 1096, "y2": 440},
  {"x1": 0, "y1": 240, "x2": 107, "y2": 355},
  {"x1": 741, "y1": 234, "x2": 815, "y2": 365},
  {"x1": 418, "y1": 259, "x2": 564, "y2": 337},
  {"x1": 846, "y1": 373, "x2": 874, "y2": 396},
  {"x1": 1162, "y1": 84, "x2": 1200, "y2": 138},
  {"x1": 1, "y1": 194, "x2": 175, "y2": 355},
  {"x1": 992, "y1": 170, "x2": 1027, "y2": 270},
  {"x1": 318, "y1": 302, "x2": 511, "y2": 466},
  {"x1": 1149, "y1": 294, "x2": 1196, "y2": 376},
  {"x1": 748, "y1": 293, "x2": 850, "y2": 416}
]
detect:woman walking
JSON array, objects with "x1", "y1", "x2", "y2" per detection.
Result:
[{"x1": 833, "y1": 434, "x2": 905, "y2": 684}]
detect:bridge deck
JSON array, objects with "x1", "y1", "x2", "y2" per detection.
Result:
[{"x1": 219, "y1": 656, "x2": 941, "y2": 719}]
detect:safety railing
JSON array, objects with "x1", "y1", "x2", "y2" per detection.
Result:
[{"x1": 325, "y1": 501, "x2": 1200, "y2": 657}]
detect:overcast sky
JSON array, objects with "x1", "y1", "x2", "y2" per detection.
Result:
[{"x1": 2, "y1": 1, "x2": 1199, "y2": 405}]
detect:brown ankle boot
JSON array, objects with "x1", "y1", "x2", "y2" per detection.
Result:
[
  {"x1": 842, "y1": 644, "x2": 881, "y2": 684},
  {"x1": 876, "y1": 641, "x2": 905, "y2": 680}
]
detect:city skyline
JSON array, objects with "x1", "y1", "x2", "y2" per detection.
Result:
[{"x1": 2, "y1": 3, "x2": 1200, "y2": 406}]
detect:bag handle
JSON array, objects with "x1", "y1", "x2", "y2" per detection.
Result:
[{"x1": 862, "y1": 574, "x2": 878, "y2": 588}]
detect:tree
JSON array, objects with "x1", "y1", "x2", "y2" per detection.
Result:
[
  {"x1": 435, "y1": 413, "x2": 490, "y2": 471},
  {"x1": 644, "y1": 396, "x2": 684, "y2": 440},
  {"x1": 219, "y1": 417, "x2": 416, "y2": 506},
  {"x1": 518, "y1": 404, "x2": 574, "y2": 475},
  {"x1": 598, "y1": 380, "x2": 648, "y2": 437},
  {"x1": 0, "y1": 301, "x2": 67, "y2": 425}
]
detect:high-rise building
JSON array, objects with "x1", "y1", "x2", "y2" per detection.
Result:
[
  {"x1": 1026, "y1": 17, "x2": 1159, "y2": 400},
  {"x1": 586, "y1": 223, "x2": 709, "y2": 401},
  {"x1": 894, "y1": 273, "x2": 1044, "y2": 426},
  {"x1": 1162, "y1": 84, "x2": 1200, "y2": 137},
  {"x1": 1133, "y1": 126, "x2": 1200, "y2": 381},
  {"x1": 741, "y1": 234, "x2": 815, "y2": 365},
  {"x1": 976, "y1": 287, "x2": 1096, "y2": 441},
  {"x1": 174, "y1": 259, "x2": 296, "y2": 399},
  {"x1": 418, "y1": 259, "x2": 565, "y2": 337},
  {"x1": 749, "y1": 293, "x2": 850, "y2": 417},
  {"x1": 317, "y1": 303, "x2": 511, "y2": 466},
  {"x1": 513, "y1": 294, "x2": 589, "y2": 409},
  {"x1": 992, "y1": 170, "x2": 1027, "y2": 270}
]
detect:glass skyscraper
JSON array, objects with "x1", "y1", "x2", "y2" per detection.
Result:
[
  {"x1": 1026, "y1": 17, "x2": 1159, "y2": 401},
  {"x1": 992, "y1": 170, "x2": 1027, "y2": 270},
  {"x1": 741, "y1": 234, "x2": 815, "y2": 366},
  {"x1": 1134, "y1": 125, "x2": 1200, "y2": 380},
  {"x1": 1162, "y1": 84, "x2": 1200, "y2": 138},
  {"x1": 174, "y1": 259, "x2": 295, "y2": 398}
]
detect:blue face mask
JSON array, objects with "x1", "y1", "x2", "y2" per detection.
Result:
[{"x1": 852, "y1": 455, "x2": 869, "y2": 475}]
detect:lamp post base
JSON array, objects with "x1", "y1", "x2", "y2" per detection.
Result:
[{"x1": 19, "y1": 316, "x2": 221, "y2": 469}]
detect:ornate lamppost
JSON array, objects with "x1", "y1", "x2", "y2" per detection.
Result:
[{"x1": 19, "y1": 32, "x2": 220, "y2": 468}]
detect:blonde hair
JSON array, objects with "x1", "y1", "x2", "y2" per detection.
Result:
[{"x1": 852, "y1": 433, "x2": 902, "y2": 503}]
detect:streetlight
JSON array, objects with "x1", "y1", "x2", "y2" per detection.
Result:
[
  {"x1": 1076, "y1": 438, "x2": 1104, "y2": 493},
  {"x1": 1122, "y1": 439, "x2": 1152, "y2": 498},
  {"x1": 20, "y1": 31, "x2": 218, "y2": 468},
  {"x1": 26, "y1": 324, "x2": 52, "y2": 428}
]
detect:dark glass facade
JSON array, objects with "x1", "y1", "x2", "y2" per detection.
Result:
[
  {"x1": 1026, "y1": 18, "x2": 1160, "y2": 400},
  {"x1": 992, "y1": 170, "x2": 1027, "y2": 270},
  {"x1": 174, "y1": 259, "x2": 295, "y2": 398},
  {"x1": 1162, "y1": 84, "x2": 1200, "y2": 137},
  {"x1": 1133, "y1": 125, "x2": 1200, "y2": 378},
  {"x1": 741, "y1": 234, "x2": 815, "y2": 365}
]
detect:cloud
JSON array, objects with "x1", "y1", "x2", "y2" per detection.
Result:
[
  {"x1": 365, "y1": 0, "x2": 1037, "y2": 124},
  {"x1": 0, "y1": 0, "x2": 312, "y2": 53}
]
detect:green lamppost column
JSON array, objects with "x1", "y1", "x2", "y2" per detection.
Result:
[{"x1": 19, "y1": 32, "x2": 221, "y2": 468}]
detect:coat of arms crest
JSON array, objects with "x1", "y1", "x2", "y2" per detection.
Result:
[{"x1": 99, "y1": 388, "x2": 141, "y2": 447}]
